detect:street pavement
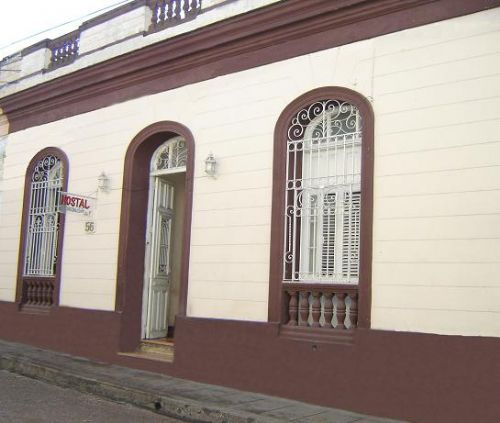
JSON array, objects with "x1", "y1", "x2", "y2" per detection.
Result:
[{"x1": 0, "y1": 370, "x2": 183, "y2": 423}]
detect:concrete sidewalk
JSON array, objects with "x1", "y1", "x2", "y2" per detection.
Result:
[{"x1": 0, "y1": 340, "x2": 406, "y2": 423}]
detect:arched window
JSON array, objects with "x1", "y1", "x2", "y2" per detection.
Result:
[
  {"x1": 286, "y1": 99, "x2": 362, "y2": 284},
  {"x1": 269, "y1": 88, "x2": 374, "y2": 339},
  {"x1": 17, "y1": 148, "x2": 69, "y2": 310}
]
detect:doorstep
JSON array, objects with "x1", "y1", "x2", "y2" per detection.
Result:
[{"x1": 118, "y1": 337, "x2": 175, "y2": 363}]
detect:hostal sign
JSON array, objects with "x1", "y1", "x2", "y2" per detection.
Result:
[{"x1": 59, "y1": 192, "x2": 95, "y2": 216}]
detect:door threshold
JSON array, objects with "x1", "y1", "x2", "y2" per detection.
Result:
[
  {"x1": 143, "y1": 337, "x2": 174, "y2": 346},
  {"x1": 118, "y1": 337, "x2": 175, "y2": 363}
]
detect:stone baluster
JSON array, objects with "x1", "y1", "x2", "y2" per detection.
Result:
[
  {"x1": 37, "y1": 281, "x2": 44, "y2": 305},
  {"x1": 155, "y1": 1, "x2": 165, "y2": 24},
  {"x1": 298, "y1": 291, "x2": 309, "y2": 326},
  {"x1": 52, "y1": 47, "x2": 59, "y2": 64},
  {"x1": 63, "y1": 42, "x2": 70, "y2": 61},
  {"x1": 43, "y1": 281, "x2": 51, "y2": 306},
  {"x1": 30, "y1": 281, "x2": 35, "y2": 304},
  {"x1": 349, "y1": 292, "x2": 358, "y2": 329},
  {"x1": 287, "y1": 290, "x2": 298, "y2": 326},
  {"x1": 30, "y1": 281, "x2": 36, "y2": 305},
  {"x1": 336, "y1": 293, "x2": 346, "y2": 329},
  {"x1": 40, "y1": 281, "x2": 47, "y2": 305},
  {"x1": 174, "y1": 0, "x2": 182, "y2": 19},
  {"x1": 311, "y1": 291, "x2": 321, "y2": 327},
  {"x1": 49, "y1": 283, "x2": 54, "y2": 306},
  {"x1": 26, "y1": 282, "x2": 34, "y2": 305},
  {"x1": 323, "y1": 292, "x2": 333, "y2": 328},
  {"x1": 35, "y1": 281, "x2": 42, "y2": 305},
  {"x1": 166, "y1": 0, "x2": 173, "y2": 20},
  {"x1": 70, "y1": 39, "x2": 77, "y2": 56}
]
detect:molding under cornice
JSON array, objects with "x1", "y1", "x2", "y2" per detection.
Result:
[{"x1": 1, "y1": 0, "x2": 499, "y2": 133}]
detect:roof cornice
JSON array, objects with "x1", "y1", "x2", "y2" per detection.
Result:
[{"x1": 2, "y1": 0, "x2": 499, "y2": 133}]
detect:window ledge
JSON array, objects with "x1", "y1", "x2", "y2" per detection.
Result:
[
  {"x1": 19, "y1": 304, "x2": 53, "y2": 315},
  {"x1": 279, "y1": 325, "x2": 355, "y2": 346}
]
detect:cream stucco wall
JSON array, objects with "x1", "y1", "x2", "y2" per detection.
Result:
[{"x1": 1, "y1": 8, "x2": 500, "y2": 336}]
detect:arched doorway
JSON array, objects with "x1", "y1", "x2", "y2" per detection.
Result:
[
  {"x1": 143, "y1": 136, "x2": 187, "y2": 339},
  {"x1": 116, "y1": 122, "x2": 194, "y2": 353}
]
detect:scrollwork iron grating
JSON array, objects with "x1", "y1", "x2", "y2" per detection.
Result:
[{"x1": 284, "y1": 100, "x2": 362, "y2": 284}]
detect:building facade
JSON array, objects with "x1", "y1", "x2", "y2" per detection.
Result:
[{"x1": 1, "y1": 1, "x2": 500, "y2": 422}]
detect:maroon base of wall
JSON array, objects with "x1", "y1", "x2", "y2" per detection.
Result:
[
  {"x1": 0, "y1": 301, "x2": 121, "y2": 361},
  {"x1": 173, "y1": 317, "x2": 500, "y2": 423},
  {"x1": 1, "y1": 301, "x2": 499, "y2": 423}
]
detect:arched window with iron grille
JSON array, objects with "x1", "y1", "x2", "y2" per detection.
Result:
[
  {"x1": 16, "y1": 148, "x2": 69, "y2": 311},
  {"x1": 269, "y1": 87, "x2": 374, "y2": 340}
]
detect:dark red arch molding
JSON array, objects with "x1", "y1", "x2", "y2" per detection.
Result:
[
  {"x1": 268, "y1": 87, "x2": 374, "y2": 329},
  {"x1": 115, "y1": 121, "x2": 195, "y2": 351},
  {"x1": 15, "y1": 147, "x2": 70, "y2": 309}
]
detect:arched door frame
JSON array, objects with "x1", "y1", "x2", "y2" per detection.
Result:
[{"x1": 115, "y1": 121, "x2": 195, "y2": 351}]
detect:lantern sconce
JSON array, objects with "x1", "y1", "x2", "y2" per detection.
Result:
[
  {"x1": 97, "y1": 171, "x2": 110, "y2": 192},
  {"x1": 204, "y1": 152, "x2": 217, "y2": 177}
]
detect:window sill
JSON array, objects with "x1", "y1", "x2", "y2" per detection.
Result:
[
  {"x1": 19, "y1": 304, "x2": 53, "y2": 315},
  {"x1": 279, "y1": 325, "x2": 355, "y2": 346}
]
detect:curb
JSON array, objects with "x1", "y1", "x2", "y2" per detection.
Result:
[{"x1": 0, "y1": 354, "x2": 282, "y2": 423}]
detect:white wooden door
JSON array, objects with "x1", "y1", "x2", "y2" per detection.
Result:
[{"x1": 145, "y1": 178, "x2": 174, "y2": 339}]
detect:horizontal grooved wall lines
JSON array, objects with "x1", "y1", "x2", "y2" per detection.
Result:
[{"x1": 1, "y1": 7, "x2": 500, "y2": 336}]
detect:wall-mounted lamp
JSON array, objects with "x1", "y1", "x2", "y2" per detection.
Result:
[
  {"x1": 204, "y1": 152, "x2": 217, "y2": 177},
  {"x1": 97, "y1": 171, "x2": 110, "y2": 192}
]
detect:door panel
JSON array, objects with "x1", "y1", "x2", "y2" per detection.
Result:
[{"x1": 146, "y1": 178, "x2": 174, "y2": 339}]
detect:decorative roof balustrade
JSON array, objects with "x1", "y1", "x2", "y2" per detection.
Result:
[
  {"x1": 47, "y1": 30, "x2": 80, "y2": 71},
  {"x1": 0, "y1": 0, "x2": 277, "y2": 93},
  {"x1": 148, "y1": 0, "x2": 202, "y2": 33}
]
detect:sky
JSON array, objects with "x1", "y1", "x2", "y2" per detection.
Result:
[{"x1": 0, "y1": 0, "x2": 135, "y2": 59}]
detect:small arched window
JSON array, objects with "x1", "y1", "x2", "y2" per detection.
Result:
[
  {"x1": 17, "y1": 148, "x2": 69, "y2": 310},
  {"x1": 269, "y1": 88, "x2": 374, "y2": 338}
]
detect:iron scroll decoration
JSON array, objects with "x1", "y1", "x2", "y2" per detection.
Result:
[
  {"x1": 32, "y1": 155, "x2": 62, "y2": 182},
  {"x1": 154, "y1": 138, "x2": 188, "y2": 172},
  {"x1": 287, "y1": 99, "x2": 361, "y2": 142}
]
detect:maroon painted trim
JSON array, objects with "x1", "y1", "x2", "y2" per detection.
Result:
[
  {"x1": 116, "y1": 121, "x2": 194, "y2": 351},
  {"x1": 2, "y1": 0, "x2": 500, "y2": 133},
  {"x1": 15, "y1": 147, "x2": 69, "y2": 308},
  {"x1": 268, "y1": 87, "x2": 374, "y2": 332}
]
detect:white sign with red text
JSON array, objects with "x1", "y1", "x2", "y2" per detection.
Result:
[{"x1": 59, "y1": 192, "x2": 95, "y2": 216}]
